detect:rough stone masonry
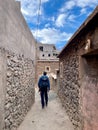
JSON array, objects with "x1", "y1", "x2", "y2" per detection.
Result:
[
  {"x1": 4, "y1": 50, "x2": 35, "y2": 130},
  {"x1": 58, "y1": 46, "x2": 81, "y2": 130}
]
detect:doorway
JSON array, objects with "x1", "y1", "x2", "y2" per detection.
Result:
[{"x1": 80, "y1": 55, "x2": 98, "y2": 130}]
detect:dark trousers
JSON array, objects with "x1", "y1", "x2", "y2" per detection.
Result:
[{"x1": 40, "y1": 87, "x2": 48, "y2": 108}]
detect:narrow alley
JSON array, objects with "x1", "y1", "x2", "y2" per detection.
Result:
[
  {"x1": 17, "y1": 88, "x2": 74, "y2": 130},
  {"x1": 0, "y1": 1, "x2": 98, "y2": 130}
]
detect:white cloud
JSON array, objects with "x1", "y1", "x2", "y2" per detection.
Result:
[
  {"x1": 60, "y1": 0, "x2": 98, "y2": 13},
  {"x1": 80, "y1": 8, "x2": 87, "y2": 15},
  {"x1": 58, "y1": 0, "x2": 98, "y2": 28},
  {"x1": 32, "y1": 28, "x2": 72, "y2": 44},
  {"x1": 51, "y1": 17, "x2": 55, "y2": 22},
  {"x1": 76, "y1": 0, "x2": 98, "y2": 8},
  {"x1": 21, "y1": 8, "x2": 29, "y2": 15},
  {"x1": 60, "y1": 1, "x2": 75, "y2": 12},
  {"x1": 20, "y1": 0, "x2": 38, "y2": 16},
  {"x1": 55, "y1": 13, "x2": 76, "y2": 27},
  {"x1": 68, "y1": 14, "x2": 76, "y2": 22},
  {"x1": 17, "y1": 0, "x2": 49, "y2": 17},
  {"x1": 45, "y1": 23, "x2": 50, "y2": 28},
  {"x1": 41, "y1": 0, "x2": 49, "y2": 2},
  {"x1": 55, "y1": 14, "x2": 67, "y2": 27}
]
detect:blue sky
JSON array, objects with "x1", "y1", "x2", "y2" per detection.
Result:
[{"x1": 17, "y1": 0, "x2": 98, "y2": 50}]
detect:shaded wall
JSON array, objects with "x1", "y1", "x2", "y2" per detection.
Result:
[
  {"x1": 81, "y1": 56, "x2": 98, "y2": 130},
  {"x1": 0, "y1": 0, "x2": 36, "y2": 130}
]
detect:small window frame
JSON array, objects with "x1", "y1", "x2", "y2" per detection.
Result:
[{"x1": 45, "y1": 66, "x2": 51, "y2": 72}]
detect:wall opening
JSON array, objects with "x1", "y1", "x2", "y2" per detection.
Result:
[
  {"x1": 45, "y1": 66, "x2": 50, "y2": 72},
  {"x1": 39, "y1": 46, "x2": 43, "y2": 51},
  {"x1": 80, "y1": 54, "x2": 98, "y2": 130}
]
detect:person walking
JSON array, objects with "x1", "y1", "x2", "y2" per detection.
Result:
[{"x1": 38, "y1": 71, "x2": 50, "y2": 109}]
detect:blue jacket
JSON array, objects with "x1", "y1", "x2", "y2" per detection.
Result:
[{"x1": 38, "y1": 75, "x2": 50, "y2": 90}]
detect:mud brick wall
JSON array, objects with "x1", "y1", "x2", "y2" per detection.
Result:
[
  {"x1": 36, "y1": 60, "x2": 59, "y2": 89},
  {"x1": 4, "y1": 50, "x2": 35, "y2": 130},
  {"x1": 58, "y1": 24, "x2": 98, "y2": 130},
  {"x1": 80, "y1": 55, "x2": 98, "y2": 130},
  {"x1": 81, "y1": 76, "x2": 98, "y2": 130},
  {"x1": 0, "y1": 0, "x2": 36, "y2": 129}
]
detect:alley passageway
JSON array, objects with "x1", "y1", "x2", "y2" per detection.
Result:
[{"x1": 17, "y1": 88, "x2": 74, "y2": 130}]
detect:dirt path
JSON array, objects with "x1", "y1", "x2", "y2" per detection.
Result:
[{"x1": 17, "y1": 88, "x2": 74, "y2": 130}]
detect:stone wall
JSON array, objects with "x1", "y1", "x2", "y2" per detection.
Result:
[
  {"x1": 0, "y1": 1, "x2": 36, "y2": 129},
  {"x1": 4, "y1": 49, "x2": 35, "y2": 130},
  {"x1": 58, "y1": 19, "x2": 98, "y2": 130},
  {"x1": 58, "y1": 44, "x2": 82, "y2": 130}
]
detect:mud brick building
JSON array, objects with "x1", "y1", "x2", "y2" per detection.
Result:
[
  {"x1": 0, "y1": 0, "x2": 36, "y2": 130},
  {"x1": 36, "y1": 43, "x2": 59, "y2": 89},
  {"x1": 58, "y1": 6, "x2": 98, "y2": 130}
]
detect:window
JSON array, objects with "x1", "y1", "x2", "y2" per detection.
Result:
[
  {"x1": 39, "y1": 46, "x2": 43, "y2": 51},
  {"x1": 53, "y1": 53, "x2": 58, "y2": 57},
  {"x1": 53, "y1": 53, "x2": 55, "y2": 56},
  {"x1": 45, "y1": 66, "x2": 50, "y2": 72},
  {"x1": 48, "y1": 54, "x2": 51, "y2": 57}
]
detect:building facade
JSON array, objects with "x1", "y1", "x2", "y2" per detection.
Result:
[
  {"x1": 36, "y1": 43, "x2": 59, "y2": 89},
  {"x1": 37, "y1": 43, "x2": 59, "y2": 60},
  {"x1": 58, "y1": 6, "x2": 98, "y2": 130}
]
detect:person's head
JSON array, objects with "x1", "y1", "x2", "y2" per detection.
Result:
[{"x1": 43, "y1": 71, "x2": 47, "y2": 75}]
